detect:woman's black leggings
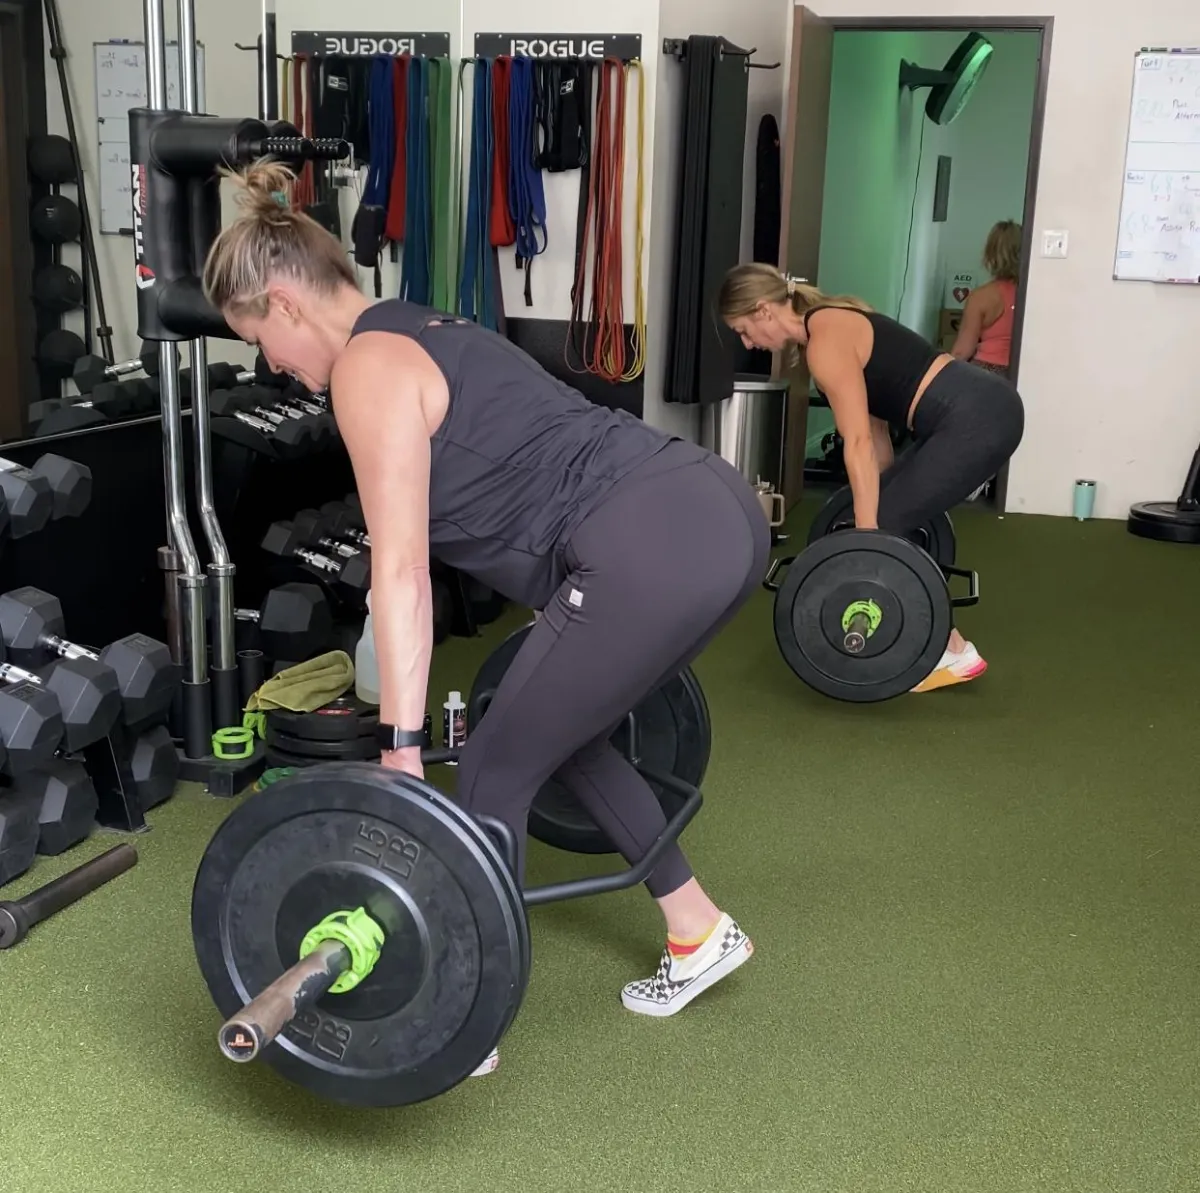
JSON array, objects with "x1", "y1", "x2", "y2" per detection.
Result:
[
  {"x1": 878, "y1": 359, "x2": 1025, "y2": 534},
  {"x1": 456, "y1": 441, "x2": 771, "y2": 898}
]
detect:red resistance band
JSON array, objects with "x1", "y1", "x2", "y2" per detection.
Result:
[
  {"x1": 490, "y1": 57, "x2": 516, "y2": 247},
  {"x1": 292, "y1": 54, "x2": 315, "y2": 208},
  {"x1": 385, "y1": 56, "x2": 410, "y2": 242},
  {"x1": 568, "y1": 58, "x2": 626, "y2": 382}
]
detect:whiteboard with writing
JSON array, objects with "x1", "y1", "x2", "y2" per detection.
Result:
[
  {"x1": 1114, "y1": 49, "x2": 1200, "y2": 282},
  {"x1": 94, "y1": 41, "x2": 206, "y2": 234}
]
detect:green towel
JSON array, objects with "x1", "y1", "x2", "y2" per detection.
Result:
[{"x1": 244, "y1": 651, "x2": 356, "y2": 715}]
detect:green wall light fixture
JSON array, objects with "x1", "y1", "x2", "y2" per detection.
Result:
[{"x1": 899, "y1": 32, "x2": 994, "y2": 126}]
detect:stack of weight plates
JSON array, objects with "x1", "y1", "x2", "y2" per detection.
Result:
[{"x1": 264, "y1": 696, "x2": 381, "y2": 768}]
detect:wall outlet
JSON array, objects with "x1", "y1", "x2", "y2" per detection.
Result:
[{"x1": 1041, "y1": 229, "x2": 1069, "y2": 258}]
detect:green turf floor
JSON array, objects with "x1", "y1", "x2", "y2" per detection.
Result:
[{"x1": 3, "y1": 504, "x2": 1199, "y2": 1193}]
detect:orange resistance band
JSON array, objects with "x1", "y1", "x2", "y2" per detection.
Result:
[
  {"x1": 292, "y1": 54, "x2": 315, "y2": 208},
  {"x1": 567, "y1": 57, "x2": 628, "y2": 383}
]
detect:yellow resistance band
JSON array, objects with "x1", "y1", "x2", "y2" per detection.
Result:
[{"x1": 621, "y1": 59, "x2": 646, "y2": 382}]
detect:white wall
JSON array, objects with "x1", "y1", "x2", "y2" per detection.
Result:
[
  {"x1": 936, "y1": 31, "x2": 1038, "y2": 294},
  {"x1": 44, "y1": 0, "x2": 261, "y2": 370},
  {"x1": 645, "y1": 0, "x2": 791, "y2": 436},
  {"x1": 797, "y1": 0, "x2": 1200, "y2": 521}
]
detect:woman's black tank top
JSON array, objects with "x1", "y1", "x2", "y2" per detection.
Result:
[
  {"x1": 805, "y1": 307, "x2": 941, "y2": 427},
  {"x1": 346, "y1": 300, "x2": 673, "y2": 608}
]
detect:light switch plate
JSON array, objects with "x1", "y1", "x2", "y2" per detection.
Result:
[{"x1": 1041, "y1": 229, "x2": 1068, "y2": 258}]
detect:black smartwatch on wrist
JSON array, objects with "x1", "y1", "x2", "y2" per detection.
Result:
[{"x1": 374, "y1": 724, "x2": 427, "y2": 752}]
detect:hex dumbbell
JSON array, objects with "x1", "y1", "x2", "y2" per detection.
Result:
[
  {"x1": 209, "y1": 389, "x2": 315, "y2": 458},
  {"x1": 229, "y1": 583, "x2": 334, "y2": 662},
  {"x1": 261, "y1": 521, "x2": 371, "y2": 596},
  {"x1": 12, "y1": 759, "x2": 99, "y2": 856},
  {"x1": 0, "y1": 589, "x2": 178, "y2": 731},
  {"x1": 291, "y1": 509, "x2": 367, "y2": 561},
  {"x1": 0, "y1": 453, "x2": 91, "y2": 538},
  {"x1": 71, "y1": 341, "x2": 159, "y2": 394},
  {"x1": 28, "y1": 378, "x2": 155, "y2": 435},
  {"x1": 317, "y1": 500, "x2": 370, "y2": 550},
  {"x1": 0, "y1": 650, "x2": 64, "y2": 776},
  {"x1": 215, "y1": 386, "x2": 334, "y2": 451}
]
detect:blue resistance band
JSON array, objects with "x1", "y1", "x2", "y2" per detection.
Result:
[
  {"x1": 459, "y1": 58, "x2": 497, "y2": 330},
  {"x1": 362, "y1": 54, "x2": 395, "y2": 208},
  {"x1": 401, "y1": 55, "x2": 432, "y2": 303},
  {"x1": 507, "y1": 56, "x2": 548, "y2": 306}
]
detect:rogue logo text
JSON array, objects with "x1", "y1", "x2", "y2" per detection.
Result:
[
  {"x1": 508, "y1": 37, "x2": 605, "y2": 58},
  {"x1": 324, "y1": 36, "x2": 418, "y2": 55},
  {"x1": 474, "y1": 33, "x2": 642, "y2": 61},
  {"x1": 289, "y1": 31, "x2": 453, "y2": 59}
]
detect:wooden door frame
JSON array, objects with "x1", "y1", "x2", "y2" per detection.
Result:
[{"x1": 781, "y1": 11, "x2": 1054, "y2": 513}]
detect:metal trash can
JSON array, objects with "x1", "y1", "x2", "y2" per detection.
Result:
[{"x1": 699, "y1": 374, "x2": 789, "y2": 491}]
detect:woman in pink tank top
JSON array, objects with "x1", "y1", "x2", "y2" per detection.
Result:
[{"x1": 951, "y1": 220, "x2": 1021, "y2": 377}]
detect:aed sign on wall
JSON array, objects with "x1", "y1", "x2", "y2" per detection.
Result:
[{"x1": 944, "y1": 270, "x2": 978, "y2": 308}]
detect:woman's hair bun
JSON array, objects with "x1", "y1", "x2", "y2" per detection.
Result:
[{"x1": 226, "y1": 158, "x2": 299, "y2": 225}]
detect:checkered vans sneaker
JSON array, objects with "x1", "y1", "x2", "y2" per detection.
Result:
[{"x1": 621, "y1": 913, "x2": 753, "y2": 1017}]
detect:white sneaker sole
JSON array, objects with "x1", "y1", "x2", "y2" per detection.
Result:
[
  {"x1": 468, "y1": 1048, "x2": 499, "y2": 1077},
  {"x1": 621, "y1": 937, "x2": 754, "y2": 1018}
]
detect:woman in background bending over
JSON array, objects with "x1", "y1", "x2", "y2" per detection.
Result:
[
  {"x1": 952, "y1": 220, "x2": 1022, "y2": 378},
  {"x1": 720, "y1": 264, "x2": 1024, "y2": 693}
]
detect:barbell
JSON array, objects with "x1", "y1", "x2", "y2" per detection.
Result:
[
  {"x1": 765, "y1": 529, "x2": 978, "y2": 703},
  {"x1": 191, "y1": 756, "x2": 702, "y2": 1107}
]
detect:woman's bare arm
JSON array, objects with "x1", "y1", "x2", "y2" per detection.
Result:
[
  {"x1": 951, "y1": 287, "x2": 995, "y2": 360},
  {"x1": 330, "y1": 332, "x2": 436, "y2": 774},
  {"x1": 806, "y1": 319, "x2": 879, "y2": 529}
]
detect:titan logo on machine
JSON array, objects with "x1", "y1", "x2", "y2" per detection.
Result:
[
  {"x1": 130, "y1": 164, "x2": 154, "y2": 290},
  {"x1": 507, "y1": 38, "x2": 605, "y2": 59}
]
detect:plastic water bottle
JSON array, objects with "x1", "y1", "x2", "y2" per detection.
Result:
[
  {"x1": 443, "y1": 690, "x2": 467, "y2": 762},
  {"x1": 354, "y1": 591, "x2": 380, "y2": 705}
]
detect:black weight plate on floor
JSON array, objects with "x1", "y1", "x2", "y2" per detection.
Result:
[
  {"x1": 808, "y1": 484, "x2": 957, "y2": 567},
  {"x1": 1126, "y1": 501, "x2": 1200, "y2": 543},
  {"x1": 467, "y1": 624, "x2": 711, "y2": 855},
  {"x1": 267, "y1": 696, "x2": 379, "y2": 742},
  {"x1": 266, "y1": 726, "x2": 380, "y2": 761},
  {"x1": 191, "y1": 763, "x2": 529, "y2": 1108},
  {"x1": 774, "y1": 531, "x2": 950, "y2": 703},
  {"x1": 263, "y1": 745, "x2": 318, "y2": 770}
]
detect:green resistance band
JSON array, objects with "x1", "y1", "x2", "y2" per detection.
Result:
[{"x1": 428, "y1": 57, "x2": 455, "y2": 312}]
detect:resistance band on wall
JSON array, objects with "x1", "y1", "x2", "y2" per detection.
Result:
[
  {"x1": 507, "y1": 56, "x2": 548, "y2": 305},
  {"x1": 427, "y1": 58, "x2": 455, "y2": 311},
  {"x1": 489, "y1": 57, "x2": 516, "y2": 247},
  {"x1": 384, "y1": 56, "x2": 410, "y2": 243},
  {"x1": 327, "y1": 50, "x2": 457, "y2": 306},
  {"x1": 459, "y1": 58, "x2": 499, "y2": 329},
  {"x1": 566, "y1": 58, "x2": 646, "y2": 382}
]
